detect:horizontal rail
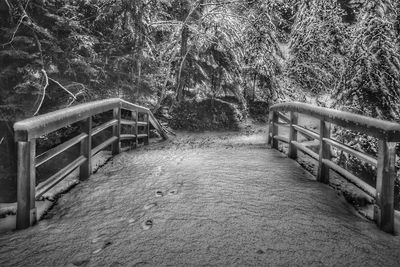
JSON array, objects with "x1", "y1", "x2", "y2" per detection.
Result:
[
  {"x1": 137, "y1": 134, "x2": 148, "y2": 139},
  {"x1": 14, "y1": 99, "x2": 121, "y2": 141},
  {"x1": 92, "y1": 119, "x2": 118, "y2": 136},
  {"x1": 35, "y1": 156, "x2": 87, "y2": 198},
  {"x1": 273, "y1": 135, "x2": 289, "y2": 143},
  {"x1": 120, "y1": 119, "x2": 148, "y2": 126},
  {"x1": 278, "y1": 113, "x2": 290, "y2": 123},
  {"x1": 274, "y1": 122, "x2": 289, "y2": 127},
  {"x1": 120, "y1": 134, "x2": 137, "y2": 140},
  {"x1": 270, "y1": 102, "x2": 400, "y2": 141},
  {"x1": 292, "y1": 141, "x2": 319, "y2": 160},
  {"x1": 92, "y1": 136, "x2": 118, "y2": 156},
  {"x1": 293, "y1": 125, "x2": 319, "y2": 140},
  {"x1": 322, "y1": 159, "x2": 376, "y2": 197},
  {"x1": 35, "y1": 133, "x2": 87, "y2": 167},
  {"x1": 323, "y1": 138, "x2": 377, "y2": 167}
]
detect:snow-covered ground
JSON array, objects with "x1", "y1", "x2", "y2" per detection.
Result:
[{"x1": 0, "y1": 126, "x2": 400, "y2": 266}]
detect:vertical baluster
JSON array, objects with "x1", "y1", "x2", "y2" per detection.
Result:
[
  {"x1": 374, "y1": 140, "x2": 395, "y2": 233},
  {"x1": 80, "y1": 116, "x2": 92, "y2": 180},
  {"x1": 317, "y1": 120, "x2": 331, "y2": 183},
  {"x1": 16, "y1": 140, "x2": 36, "y2": 229},
  {"x1": 288, "y1": 111, "x2": 298, "y2": 159},
  {"x1": 112, "y1": 107, "x2": 121, "y2": 155}
]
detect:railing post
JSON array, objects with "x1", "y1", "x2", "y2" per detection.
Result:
[
  {"x1": 112, "y1": 107, "x2": 121, "y2": 155},
  {"x1": 288, "y1": 111, "x2": 298, "y2": 159},
  {"x1": 267, "y1": 111, "x2": 278, "y2": 149},
  {"x1": 135, "y1": 109, "x2": 139, "y2": 147},
  {"x1": 317, "y1": 120, "x2": 331, "y2": 183},
  {"x1": 267, "y1": 111, "x2": 273, "y2": 146},
  {"x1": 144, "y1": 113, "x2": 150, "y2": 145},
  {"x1": 80, "y1": 116, "x2": 92, "y2": 180},
  {"x1": 16, "y1": 140, "x2": 36, "y2": 229},
  {"x1": 374, "y1": 140, "x2": 395, "y2": 233}
]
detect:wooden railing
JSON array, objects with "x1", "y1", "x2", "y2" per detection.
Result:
[
  {"x1": 267, "y1": 102, "x2": 400, "y2": 234},
  {"x1": 13, "y1": 98, "x2": 167, "y2": 229}
]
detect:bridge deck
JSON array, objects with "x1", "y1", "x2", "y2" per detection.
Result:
[{"x1": 1, "y1": 132, "x2": 400, "y2": 266}]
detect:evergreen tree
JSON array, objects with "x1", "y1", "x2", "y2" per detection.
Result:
[
  {"x1": 336, "y1": 0, "x2": 400, "y2": 120},
  {"x1": 289, "y1": 0, "x2": 346, "y2": 94}
]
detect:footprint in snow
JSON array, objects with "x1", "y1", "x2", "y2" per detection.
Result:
[{"x1": 141, "y1": 219, "x2": 153, "y2": 230}]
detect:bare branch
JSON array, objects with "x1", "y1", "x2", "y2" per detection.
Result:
[
  {"x1": 48, "y1": 77, "x2": 77, "y2": 100},
  {"x1": 33, "y1": 69, "x2": 49, "y2": 116},
  {"x1": 1, "y1": 14, "x2": 28, "y2": 46}
]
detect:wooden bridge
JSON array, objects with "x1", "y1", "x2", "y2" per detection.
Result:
[{"x1": 2, "y1": 98, "x2": 400, "y2": 265}]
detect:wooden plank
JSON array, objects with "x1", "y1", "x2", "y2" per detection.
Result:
[
  {"x1": 323, "y1": 137, "x2": 377, "y2": 167},
  {"x1": 270, "y1": 102, "x2": 400, "y2": 142},
  {"x1": 91, "y1": 136, "x2": 118, "y2": 156},
  {"x1": 137, "y1": 134, "x2": 148, "y2": 139},
  {"x1": 112, "y1": 107, "x2": 121, "y2": 155},
  {"x1": 35, "y1": 133, "x2": 87, "y2": 167},
  {"x1": 374, "y1": 140, "x2": 396, "y2": 233},
  {"x1": 288, "y1": 111, "x2": 298, "y2": 159},
  {"x1": 80, "y1": 117, "x2": 92, "y2": 180},
  {"x1": 36, "y1": 156, "x2": 87, "y2": 198},
  {"x1": 317, "y1": 120, "x2": 331, "y2": 184},
  {"x1": 292, "y1": 124, "x2": 319, "y2": 140},
  {"x1": 291, "y1": 141, "x2": 319, "y2": 160},
  {"x1": 273, "y1": 135, "x2": 289, "y2": 143},
  {"x1": 322, "y1": 159, "x2": 376, "y2": 197},
  {"x1": 92, "y1": 119, "x2": 118, "y2": 136},
  {"x1": 16, "y1": 140, "x2": 37, "y2": 229}
]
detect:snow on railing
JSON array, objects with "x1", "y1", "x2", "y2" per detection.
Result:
[
  {"x1": 268, "y1": 102, "x2": 400, "y2": 234},
  {"x1": 13, "y1": 98, "x2": 167, "y2": 229}
]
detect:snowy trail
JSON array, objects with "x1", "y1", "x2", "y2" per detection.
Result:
[{"x1": 1, "y1": 131, "x2": 400, "y2": 266}]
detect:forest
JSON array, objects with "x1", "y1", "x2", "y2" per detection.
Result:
[{"x1": 1, "y1": 0, "x2": 400, "y2": 201}]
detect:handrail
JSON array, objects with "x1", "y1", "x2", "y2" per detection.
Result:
[
  {"x1": 271, "y1": 102, "x2": 400, "y2": 141},
  {"x1": 13, "y1": 98, "x2": 167, "y2": 229},
  {"x1": 267, "y1": 102, "x2": 399, "y2": 234}
]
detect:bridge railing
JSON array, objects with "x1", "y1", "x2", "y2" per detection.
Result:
[
  {"x1": 267, "y1": 102, "x2": 400, "y2": 234},
  {"x1": 13, "y1": 98, "x2": 167, "y2": 229}
]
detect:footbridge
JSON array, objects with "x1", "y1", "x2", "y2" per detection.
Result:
[{"x1": 1, "y1": 98, "x2": 400, "y2": 266}]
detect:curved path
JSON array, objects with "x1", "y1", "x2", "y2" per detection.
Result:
[{"x1": 1, "y1": 131, "x2": 400, "y2": 266}]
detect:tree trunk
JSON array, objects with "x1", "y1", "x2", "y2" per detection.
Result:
[{"x1": 175, "y1": 25, "x2": 189, "y2": 103}]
